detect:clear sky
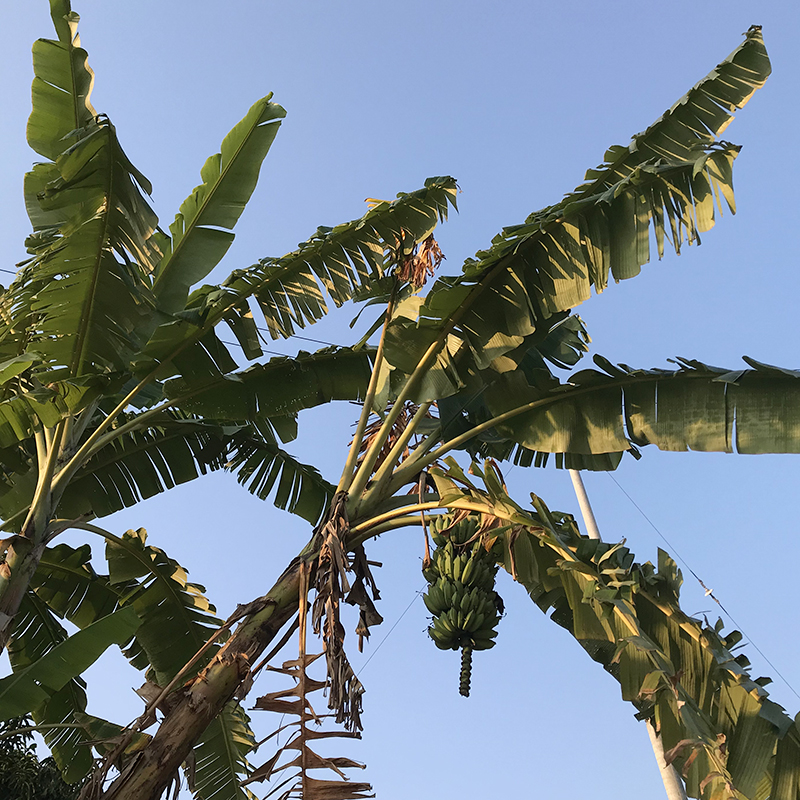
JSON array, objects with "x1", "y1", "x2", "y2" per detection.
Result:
[{"x1": 2, "y1": 2, "x2": 800, "y2": 799}]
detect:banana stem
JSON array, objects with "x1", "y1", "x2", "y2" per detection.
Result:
[
  {"x1": 349, "y1": 499, "x2": 493, "y2": 542},
  {"x1": 349, "y1": 250, "x2": 521, "y2": 503},
  {"x1": 368, "y1": 422, "x2": 442, "y2": 511},
  {"x1": 336, "y1": 283, "x2": 398, "y2": 494},
  {"x1": 21, "y1": 422, "x2": 65, "y2": 540},
  {"x1": 354, "y1": 401, "x2": 432, "y2": 515}
]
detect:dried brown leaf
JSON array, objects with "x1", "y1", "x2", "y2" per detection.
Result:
[
  {"x1": 699, "y1": 771, "x2": 725, "y2": 793},
  {"x1": 663, "y1": 738, "x2": 696, "y2": 766},
  {"x1": 304, "y1": 776, "x2": 374, "y2": 800},
  {"x1": 254, "y1": 698, "x2": 306, "y2": 715},
  {"x1": 682, "y1": 746, "x2": 701, "y2": 775},
  {"x1": 241, "y1": 749, "x2": 286, "y2": 786},
  {"x1": 395, "y1": 234, "x2": 444, "y2": 288}
]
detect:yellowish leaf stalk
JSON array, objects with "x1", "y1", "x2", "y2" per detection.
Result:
[{"x1": 336, "y1": 285, "x2": 398, "y2": 494}]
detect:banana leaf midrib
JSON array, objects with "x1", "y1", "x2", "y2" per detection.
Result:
[{"x1": 71, "y1": 125, "x2": 115, "y2": 377}]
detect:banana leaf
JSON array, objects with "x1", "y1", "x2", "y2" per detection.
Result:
[
  {"x1": 137, "y1": 177, "x2": 458, "y2": 382},
  {"x1": 423, "y1": 464, "x2": 797, "y2": 799},
  {"x1": 152, "y1": 95, "x2": 286, "y2": 315},
  {"x1": 445, "y1": 356, "x2": 800, "y2": 470},
  {"x1": 190, "y1": 701, "x2": 258, "y2": 800},
  {"x1": 6, "y1": 593, "x2": 93, "y2": 782},
  {"x1": 105, "y1": 528, "x2": 224, "y2": 687},
  {"x1": 382, "y1": 30, "x2": 770, "y2": 402},
  {"x1": 0, "y1": 604, "x2": 140, "y2": 721}
]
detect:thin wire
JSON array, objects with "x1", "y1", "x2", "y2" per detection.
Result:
[
  {"x1": 357, "y1": 587, "x2": 425, "y2": 674},
  {"x1": 218, "y1": 337, "x2": 290, "y2": 359},
  {"x1": 606, "y1": 471, "x2": 800, "y2": 702}
]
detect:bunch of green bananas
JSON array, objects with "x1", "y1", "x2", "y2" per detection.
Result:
[{"x1": 422, "y1": 513, "x2": 503, "y2": 696}]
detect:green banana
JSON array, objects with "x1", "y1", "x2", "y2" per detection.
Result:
[{"x1": 422, "y1": 511, "x2": 505, "y2": 697}]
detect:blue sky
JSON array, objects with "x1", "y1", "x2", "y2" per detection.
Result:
[{"x1": 2, "y1": 2, "x2": 800, "y2": 798}]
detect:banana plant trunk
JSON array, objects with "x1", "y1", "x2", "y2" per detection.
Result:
[
  {"x1": 99, "y1": 554, "x2": 306, "y2": 799},
  {"x1": 0, "y1": 535, "x2": 47, "y2": 651}
]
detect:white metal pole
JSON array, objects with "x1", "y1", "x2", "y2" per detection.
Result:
[
  {"x1": 568, "y1": 469, "x2": 601, "y2": 540},
  {"x1": 647, "y1": 719, "x2": 689, "y2": 800},
  {"x1": 567, "y1": 469, "x2": 688, "y2": 800}
]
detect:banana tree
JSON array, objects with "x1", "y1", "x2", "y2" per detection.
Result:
[
  {"x1": 0, "y1": 3, "x2": 455, "y2": 794},
  {"x1": 2, "y1": 6, "x2": 798, "y2": 800}
]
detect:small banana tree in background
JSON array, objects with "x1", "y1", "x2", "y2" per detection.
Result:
[{"x1": 0, "y1": 4, "x2": 798, "y2": 800}]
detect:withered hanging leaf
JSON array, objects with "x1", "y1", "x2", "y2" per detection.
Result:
[
  {"x1": 311, "y1": 492, "x2": 365, "y2": 730},
  {"x1": 301, "y1": 729, "x2": 363, "y2": 741},
  {"x1": 282, "y1": 746, "x2": 365, "y2": 779},
  {"x1": 304, "y1": 776, "x2": 374, "y2": 800},
  {"x1": 345, "y1": 545, "x2": 383, "y2": 652},
  {"x1": 241, "y1": 749, "x2": 286, "y2": 786},
  {"x1": 395, "y1": 234, "x2": 445, "y2": 288},
  {"x1": 253, "y1": 697, "x2": 306, "y2": 715},
  {"x1": 250, "y1": 558, "x2": 372, "y2": 800}
]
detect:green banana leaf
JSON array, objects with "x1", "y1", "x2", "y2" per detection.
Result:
[
  {"x1": 29, "y1": 530, "x2": 257, "y2": 797},
  {"x1": 105, "y1": 528, "x2": 224, "y2": 687},
  {"x1": 31, "y1": 543, "x2": 121, "y2": 629},
  {"x1": 152, "y1": 95, "x2": 286, "y2": 315},
  {"x1": 1, "y1": 2, "x2": 160, "y2": 381},
  {"x1": 191, "y1": 701, "x2": 258, "y2": 800},
  {"x1": 226, "y1": 431, "x2": 334, "y2": 524},
  {"x1": 137, "y1": 177, "x2": 458, "y2": 383},
  {"x1": 424, "y1": 463, "x2": 798, "y2": 799},
  {"x1": 26, "y1": 0, "x2": 96, "y2": 162},
  {"x1": 6, "y1": 592, "x2": 94, "y2": 782},
  {"x1": 448, "y1": 356, "x2": 800, "y2": 470},
  {"x1": 100, "y1": 529, "x2": 260, "y2": 798},
  {"x1": 164, "y1": 346, "x2": 374, "y2": 418},
  {"x1": 0, "y1": 379, "x2": 99, "y2": 450},
  {"x1": 381, "y1": 30, "x2": 770, "y2": 401},
  {"x1": 0, "y1": 604, "x2": 140, "y2": 721}
]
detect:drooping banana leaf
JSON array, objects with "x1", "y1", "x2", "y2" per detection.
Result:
[
  {"x1": 0, "y1": 602, "x2": 140, "y2": 721},
  {"x1": 423, "y1": 464, "x2": 798, "y2": 800},
  {"x1": 190, "y1": 701, "x2": 258, "y2": 800},
  {"x1": 100, "y1": 529, "x2": 261, "y2": 799},
  {"x1": 505, "y1": 519, "x2": 798, "y2": 800},
  {"x1": 0, "y1": 346, "x2": 373, "y2": 529},
  {"x1": 164, "y1": 346, "x2": 374, "y2": 417},
  {"x1": 5, "y1": 592, "x2": 94, "y2": 782},
  {"x1": 226, "y1": 429, "x2": 334, "y2": 524},
  {"x1": 105, "y1": 528, "x2": 225, "y2": 688},
  {"x1": 31, "y1": 543, "x2": 121, "y2": 628},
  {"x1": 136, "y1": 177, "x2": 458, "y2": 382},
  {"x1": 381, "y1": 30, "x2": 770, "y2": 401},
  {"x1": 151, "y1": 95, "x2": 286, "y2": 315},
  {"x1": 439, "y1": 356, "x2": 800, "y2": 470}
]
